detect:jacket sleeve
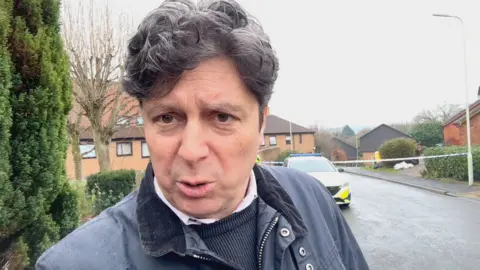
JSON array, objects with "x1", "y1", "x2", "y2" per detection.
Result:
[
  {"x1": 35, "y1": 256, "x2": 53, "y2": 270},
  {"x1": 330, "y1": 202, "x2": 370, "y2": 270}
]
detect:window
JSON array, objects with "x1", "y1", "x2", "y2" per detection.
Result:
[
  {"x1": 269, "y1": 136, "x2": 277, "y2": 146},
  {"x1": 116, "y1": 117, "x2": 130, "y2": 127},
  {"x1": 286, "y1": 135, "x2": 291, "y2": 145},
  {"x1": 117, "y1": 142, "x2": 132, "y2": 156},
  {"x1": 80, "y1": 144, "x2": 96, "y2": 159},
  {"x1": 136, "y1": 116, "x2": 144, "y2": 126},
  {"x1": 299, "y1": 134, "x2": 303, "y2": 144},
  {"x1": 141, "y1": 141, "x2": 150, "y2": 158},
  {"x1": 261, "y1": 137, "x2": 265, "y2": 146}
]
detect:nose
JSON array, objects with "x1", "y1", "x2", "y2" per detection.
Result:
[{"x1": 177, "y1": 120, "x2": 209, "y2": 164}]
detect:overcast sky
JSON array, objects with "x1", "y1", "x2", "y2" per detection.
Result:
[{"x1": 69, "y1": 0, "x2": 480, "y2": 131}]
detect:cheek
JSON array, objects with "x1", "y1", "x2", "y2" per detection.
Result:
[
  {"x1": 145, "y1": 126, "x2": 177, "y2": 163},
  {"x1": 211, "y1": 129, "x2": 259, "y2": 165}
]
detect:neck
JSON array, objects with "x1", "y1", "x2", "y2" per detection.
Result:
[{"x1": 154, "y1": 171, "x2": 257, "y2": 224}]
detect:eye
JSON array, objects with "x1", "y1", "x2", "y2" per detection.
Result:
[
  {"x1": 159, "y1": 114, "x2": 174, "y2": 124},
  {"x1": 216, "y1": 113, "x2": 232, "y2": 123}
]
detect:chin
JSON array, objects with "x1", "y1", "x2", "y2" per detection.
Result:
[{"x1": 180, "y1": 201, "x2": 220, "y2": 219}]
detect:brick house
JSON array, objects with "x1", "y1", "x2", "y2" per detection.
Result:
[
  {"x1": 66, "y1": 117, "x2": 149, "y2": 180},
  {"x1": 258, "y1": 115, "x2": 315, "y2": 161},
  {"x1": 443, "y1": 99, "x2": 480, "y2": 146}
]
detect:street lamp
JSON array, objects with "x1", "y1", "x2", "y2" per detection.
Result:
[{"x1": 433, "y1": 13, "x2": 474, "y2": 186}]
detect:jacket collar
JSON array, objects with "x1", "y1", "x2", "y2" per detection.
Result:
[{"x1": 136, "y1": 162, "x2": 308, "y2": 257}]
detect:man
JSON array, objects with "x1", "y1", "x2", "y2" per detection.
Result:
[{"x1": 36, "y1": 1, "x2": 369, "y2": 269}]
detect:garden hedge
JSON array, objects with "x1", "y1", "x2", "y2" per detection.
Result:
[{"x1": 424, "y1": 146, "x2": 480, "y2": 181}]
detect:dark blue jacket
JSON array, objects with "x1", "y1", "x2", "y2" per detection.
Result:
[{"x1": 36, "y1": 164, "x2": 369, "y2": 270}]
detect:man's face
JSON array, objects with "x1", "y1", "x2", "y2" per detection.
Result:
[{"x1": 142, "y1": 57, "x2": 265, "y2": 220}]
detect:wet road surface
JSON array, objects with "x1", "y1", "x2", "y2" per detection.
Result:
[{"x1": 341, "y1": 174, "x2": 480, "y2": 270}]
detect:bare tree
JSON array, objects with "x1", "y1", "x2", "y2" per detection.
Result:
[
  {"x1": 62, "y1": 0, "x2": 137, "y2": 172},
  {"x1": 356, "y1": 128, "x2": 371, "y2": 138},
  {"x1": 67, "y1": 104, "x2": 84, "y2": 180},
  {"x1": 414, "y1": 103, "x2": 462, "y2": 124},
  {"x1": 310, "y1": 124, "x2": 335, "y2": 159},
  {"x1": 390, "y1": 122, "x2": 414, "y2": 134}
]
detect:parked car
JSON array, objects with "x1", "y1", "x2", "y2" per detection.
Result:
[{"x1": 283, "y1": 153, "x2": 351, "y2": 206}]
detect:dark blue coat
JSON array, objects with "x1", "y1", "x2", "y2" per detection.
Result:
[{"x1": 36, "y1": 164, "x2": 369, "y2": 270}]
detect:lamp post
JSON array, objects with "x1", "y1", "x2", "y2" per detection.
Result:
[
  {"x1": 433, "y1": 13, "x2": 474, "y2": 186},
  {"x1": 355, "y1": 135, "x2": 359, "y2": 167},
  {"x1": 289, "y1": 120, "x2": 293, "y2": 151}
]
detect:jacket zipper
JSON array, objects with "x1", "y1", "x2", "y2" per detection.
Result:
[
  {"x1": 192, "y1": 254, "x2": 211, "y2": 261},
  {"x1": 258, "y1": 215, "x2": 280, "y2": 270}
]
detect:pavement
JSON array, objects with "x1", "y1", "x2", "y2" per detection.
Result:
[
  {"x1": 341, "y1": 173, "x2": 480, "y2": 270},
  {"x1": 342, "y1": 167, "x2": 480, "y2": 199}
]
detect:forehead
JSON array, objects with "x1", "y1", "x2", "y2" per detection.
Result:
[{"x1": 153, "y1": 57, "x2": 255, "y2": 104}]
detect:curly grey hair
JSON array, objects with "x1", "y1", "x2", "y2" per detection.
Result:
[{"x1": 122, "y1": 0, "x2": 279, "y2": 124}]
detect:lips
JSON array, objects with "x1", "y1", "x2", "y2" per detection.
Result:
[{"x1": 176, "y1": 180, "x2": 214, "y2": 198}]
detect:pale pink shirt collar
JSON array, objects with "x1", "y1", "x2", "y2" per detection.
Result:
[{"x1": 154, "y1": 170, "x2": 258, "y2": 225}]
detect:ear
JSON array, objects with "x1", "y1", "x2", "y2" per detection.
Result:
[{"x1": 259, "y1": 107, "x2": 268, "y2": 146}]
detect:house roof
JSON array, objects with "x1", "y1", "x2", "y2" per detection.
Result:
[
  {"x1": 333, "y1": 136, "x2": 356, "y2": 149},
  {"x1": 80, "y1": 126, "x2": 145, "y2": 141},
  {"x1": 332, "y1": 137, "x2": 358, "y2": 160},
  {"x1": 444, "y1": 99, "x2": 480, "y2": 126},
  {"x1": 358, "y1": 124, "x2": 411, "y2": 140},
  {"x1": 358, "y1": 124, "x2": 413, "y2": 153},
  {"x1": 263, "y1": 115, "x2": 314, "y2": 135}
]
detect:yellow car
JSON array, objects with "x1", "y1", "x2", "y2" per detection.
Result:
[{"x1": 256, "y1": 155, "x2": 262, "y2": 164}]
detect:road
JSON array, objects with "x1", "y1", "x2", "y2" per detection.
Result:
[{"x1": 341, "y1": 173, "x2": 480, "y2": 270}]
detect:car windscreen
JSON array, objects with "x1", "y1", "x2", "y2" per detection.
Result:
[{"x1": 289, "y1": 159, "x2": 337, "y2": 173}]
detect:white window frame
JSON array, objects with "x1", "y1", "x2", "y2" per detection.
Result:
[
  {"x1": 116, "y1": 117, "x2": 130, "y2": 127},
  {"x1": 136, "y1": 116, "x2": 144, "y2": 126},
  {"x1": 116, "y1": 142, "x2": 133, "y2": 156},
  {"x1": 286, "y1": 135, "x2": 292, "y2": 145},
  {"x1": 80, "y1": 144, "x2": 96, "y2": 159},
  {"x1": 141, "y1": 141, "x2": 150, "y2": 158},
  {"x1": 269, "y1": 136, "x2": 277, "y2": 146}
]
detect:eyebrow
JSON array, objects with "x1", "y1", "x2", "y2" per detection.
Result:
[
  {"x1": 143, "y1": 103, "x2": 180, "y2": 116},
  {"x1": 203, "y1": 102, "x2": 245, "y2": 114},
  {"x1": 143, "y1": 101, "x2": 246, "y2": 116}
]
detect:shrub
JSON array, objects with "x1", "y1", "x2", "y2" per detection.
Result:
[
  {"x1": 86, "y1": 170, "x2": 136, "y2": 215},
  {"x1": 86, "y1": 170, "x2": 136, "y2": 197},
  {"x1": 424, "y1": 146, "x2": 480, "y2": 181},
  {"x1": 0, "y1": 0, "x2": 73, "y2": 267},
  {"x1": 409, "y1": 121, "x2": 444, "y2": 147},
  {"x1": 276, "y1": 150, "x2": 298, "y2": 162},
  {"x1": 50, "y1": 181, "x2": 80, "y2": 239},
  {"x1": 9, "y1": 237, "x2": 29, "y2": 270},
  {"x1": 378, "y1": 138, "x2": 417, "y2": 167}
]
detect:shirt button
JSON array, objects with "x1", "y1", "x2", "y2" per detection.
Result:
[
  {"x1": 280, "y1": 228, "x2": 290, "y2": 237},
  {"x1": 299, "y1": 247, "x2": 306, "y2": 257},
  {"x1": 306, "y1": 263, "x2": 314, "y2": 270}
]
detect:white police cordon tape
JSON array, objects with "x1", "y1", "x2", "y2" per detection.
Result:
[
  {"x1": 330, "y1": 152, "x2": 468, "y2": 165},
  {"x1": 262, "y1": 161, "x2": 284, "y2": 165},
  {"x1": 260, "y1": 152, "x2": 468, "y2": 166}
]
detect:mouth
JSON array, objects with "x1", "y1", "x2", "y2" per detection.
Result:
[{"x1": 176, "y1": 180, "x2": 214, "y2": 198}]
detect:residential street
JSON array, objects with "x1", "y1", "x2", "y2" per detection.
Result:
[{"x1": 341, "y1": 174, "x2": 480, "y2": 270}]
